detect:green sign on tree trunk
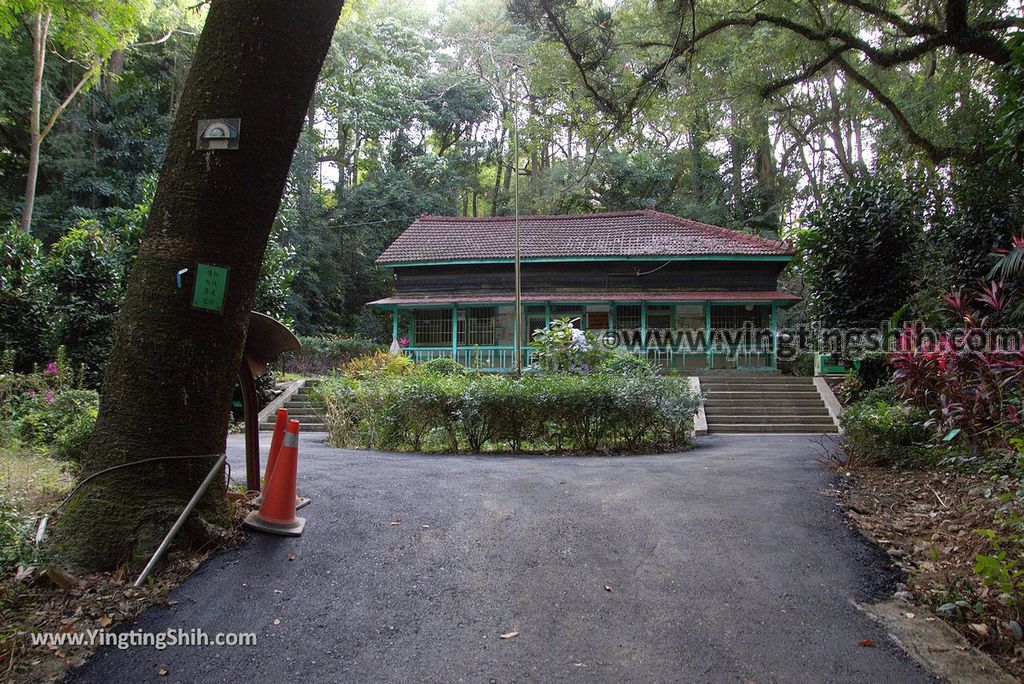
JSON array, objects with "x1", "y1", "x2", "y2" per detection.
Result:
[{"x1": 192, "y1": 263, "x2": 229, "y2": 312}]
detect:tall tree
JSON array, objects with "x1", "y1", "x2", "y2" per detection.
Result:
[
  {"x1": 0, "y1": 0, "x2": 156, "y2": 232},
  {"x1": 52, "y1": 0, "x2": 344, "y2": 570}
]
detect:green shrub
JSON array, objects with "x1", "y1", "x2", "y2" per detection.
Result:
[
  {"x1": 600, "y1": 351, "x2": 656, "y2": 378},
  {"x1": 311, "y1": 375, "x2": 362, "y2": 446},
  {"x1": 855, "y1": 383, "x2": 901, "y2": 406},
  {"x1": 319, "y1": 370, "x2": 702, "y2": 454},
  {"x1": 0, "y1": 224, "x2": 47, "y2": 373},
  {"x1": 420, "y1": 356, "x2": 468, "y2": 376},
  {"x1": 40, "y1": 222, "x2": 126, "y2": 387},
  {"x1": 280, "y1": 336, "x2": 384, "y2": 375},
  {"x1": 841, "y1": 396, "x2": 930, "y2": 466},
  {"x1": 342, "y1": 350, "x2": 415, "y2": 379},
  {"x1": 779, "y1": 352, "x2": 815, "y2": 377},
  {"x1": 5, "y1": 387, "x2": 98, "y2": 460},
  {"x1": 854, "y1": 352, "x2": 893, "y2": 391},
  {"x1": 13, "y1": 389, "x2": 97, "y2": 442},
  {"x1": 52, "y1": 408, "x2": 97, "y2": 462},
  {"x1": 797, "y1": 172, "x2": 922, "y2": 328},
  {"x1": 486, "y1": 375, "x2": 543, "y2": 451}
]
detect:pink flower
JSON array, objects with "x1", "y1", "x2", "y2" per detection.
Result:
[
  {"x1": 44, "y1": 361, "x2": 58, "y2": 375},
  {"x1": 398, "y1": 338, "x2": 409, "y2": 348},
  {"x1": 26, "y1": 390, "x2": 37, "y2": 398},
  {"x1": 44, "y1": 390, "x2": 54, "y2": 403}
]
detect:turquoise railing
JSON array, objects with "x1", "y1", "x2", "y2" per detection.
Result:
[
  {"x1": 403, "y1": 346, "x2": 536, "y2": 371},
  {"x1": 404, "y1": 343, "x2": 775, "y2": 372}
]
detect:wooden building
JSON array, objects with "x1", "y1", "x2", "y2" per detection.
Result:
[{"x1": 368, "y1": 210, "x2": 799, "y2": 371}]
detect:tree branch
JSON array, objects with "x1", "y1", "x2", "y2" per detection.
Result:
[
  {"x1": 40, "y1": 62, "x2": 101, "y2": 142},
  {"x1": 832, "y1": 0, "x2": 940, "y2": 38},
  {"x1": 833, "y1": 56, "x2": 959, "y2": 163},
  {"x1": 127, "y1": 27, "x2": 177, "y2": 49},
  {"x1": 537, "y1": 0, "x2": 622, "y2": 115},
  {"x1": 760, "y1": 47, "x2": 848, "y2": 98}
]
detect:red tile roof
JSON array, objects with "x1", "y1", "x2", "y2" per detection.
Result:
[
  {"x1": 376, "y1": 210, "x2": 793, "y2": 265},
  {"x1": 368, "y1": 291, "x2": 801, "y2": 306}
]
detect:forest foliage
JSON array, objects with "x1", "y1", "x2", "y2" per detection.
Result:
[{"x1": 0, "y1": 0, "x2": 1022, "y2": 372}]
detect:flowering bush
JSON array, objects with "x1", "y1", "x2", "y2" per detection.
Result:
[
  {"x1": 530, "y1": 317, "x2": 612, "y2": 373},
  {"x1": 891, "y1": 282, "x2": 1024, "y2": 453},
  {"x1": 0, "y1": 351, "x2": 96, "y2": 461}
]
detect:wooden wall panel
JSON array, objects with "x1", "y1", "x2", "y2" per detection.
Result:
[{"x1": 390, "y1": 260, "x2": 785, "y2": 296}]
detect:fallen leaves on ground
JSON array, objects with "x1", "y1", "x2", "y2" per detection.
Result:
[
  {"x1": 859, "y1": 639, "x2": 876, "y2": 648},
  {"x1": 500, "y1": 630, "x2": 519, "y2": 640},
  {"x1": 0, "y1": 499, "x2": 249, "y2": 683},
  {"x1": 837, "y1": 466, "x2": 1024, "y2": 677}
]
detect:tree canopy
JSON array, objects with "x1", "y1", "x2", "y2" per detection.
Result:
[{"x1": 0, "y1": 0, "x2": 1020, "y2": 346}]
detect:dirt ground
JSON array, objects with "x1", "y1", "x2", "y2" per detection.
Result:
[
  {"x1": 0, "y1": 483, "x2": 247, "y2": 684},
  {"x1": 837, "y1": 465, "x2": 1024, "y2": 679}
]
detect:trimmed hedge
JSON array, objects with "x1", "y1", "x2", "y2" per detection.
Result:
[{"x1": 315, "y1": 370, "x2": 702, "y2": 454}]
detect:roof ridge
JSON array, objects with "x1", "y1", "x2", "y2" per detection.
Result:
[
  {"x1": 377, "y1": 209, "x2": 795, "y2": 263},
  {"x1": 642, "y1": 209, "x2": 792, "y2": 253},
  {"x1": 418, "y1": 210, "x2": 648, "y2": 222}
]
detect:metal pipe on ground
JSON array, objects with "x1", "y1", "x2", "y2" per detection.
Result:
[{"x1": 133, "y1": 453, "x2": 227, "y2": 588}]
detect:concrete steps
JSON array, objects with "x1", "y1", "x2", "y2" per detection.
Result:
[
  {"x1": 704, "y1": 401, "x2": 828, "y2": 411},
  {"x1": 259, "y1": 380, "x2": 328, "y2": 432},
  {"x1": 700, "y1": 375, "x2": 837, "y2": 434}
]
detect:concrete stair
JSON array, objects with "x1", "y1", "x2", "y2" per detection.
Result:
[
  {"x1": 700, "y1": 375, "x2": 837, "y2": 434},
  {"x1": 259, "y1": 379, "x2": 328, "y2": 432}
]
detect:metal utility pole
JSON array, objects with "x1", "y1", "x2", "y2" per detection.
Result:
[{"x1": 513, "y1": 66, "x2": 523, "y2": 376}]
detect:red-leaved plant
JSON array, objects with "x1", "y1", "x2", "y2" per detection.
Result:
[{"x1": 891, "y1": 281, "x2": 1024, "y2": 453}]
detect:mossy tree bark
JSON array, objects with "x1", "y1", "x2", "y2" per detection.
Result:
[{"x1": 52, "y1": 0, "x2": 344, "y2": 571}]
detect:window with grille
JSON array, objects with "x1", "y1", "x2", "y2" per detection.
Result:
[
  {"x1": 465, "y1": 307, "x2": 496, "y2": 345},
  {"x1": 524, "y1": 305, "x2": 547, "y2": 339},
  {"x1": 614, "y1": 305, "x2": 672, "y2": 330},
  {"x1": 710, "y1": 305, "x2": 765, "y2": 331},
  {"x1": 616, "y1": 305, "x2": 641, "y2": 330},
  {"x1": 412, "y1": 308, "x2": 496, "y2": 347},
  {"x1": 414, "y1": 309, "x2": 452, "y2": 347}
]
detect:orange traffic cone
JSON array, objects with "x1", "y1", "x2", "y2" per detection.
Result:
[
  {"x1": 262, "y1": 408, "x2": 289, "y2": 492},
  {"x1": 256, "y1": 409, "x2": 310, "y2": 510},
  {"x1": 244, "y1": 419, "x2": 306, "y2": 536}
]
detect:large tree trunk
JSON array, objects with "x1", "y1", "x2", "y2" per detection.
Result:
[{"x1": 52, "y1": 0, "x2": 344, "y2": 571}]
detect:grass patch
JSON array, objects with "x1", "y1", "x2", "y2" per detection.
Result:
[{"x1": 0, "y1": 447, "x2": 74, "y2": 515}]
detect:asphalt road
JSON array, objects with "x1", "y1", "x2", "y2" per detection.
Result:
[{"x1": 72, "y1": 433, "x2": 930, "y2": 683}]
